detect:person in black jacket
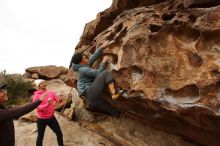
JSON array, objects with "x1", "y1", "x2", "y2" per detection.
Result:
[{"x1": 0, "y1": 83, "x2": 47, "y2": 146}]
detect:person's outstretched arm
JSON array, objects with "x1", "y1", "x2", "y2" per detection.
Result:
[
  {"x1": 88, "y1": 40, "x2": 110, "y2": 66},
  {"x1": 0, "y1": 100, "x2": 41, "y2": 121},
  {"x1": 81, "y1": 55, "x2": 109, "y2": 78},
  {"x1": 0, "y1": 92, "x2": 47, "y2": 121}
]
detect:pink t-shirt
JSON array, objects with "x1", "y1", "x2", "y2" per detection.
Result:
[{"x1": 33, "y1": 90, "x2": 61, "y2": 119}]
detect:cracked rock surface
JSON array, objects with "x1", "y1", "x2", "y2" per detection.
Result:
[{"x1": 69, "y1": 0, "x2": 220, "y2": 145}]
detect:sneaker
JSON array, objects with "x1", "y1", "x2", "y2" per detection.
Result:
[
  {"x1": 112, "y1": 89, "x2": 124, "y2": 100},
  {"x1": 112, "y1": 93, "x2": 119, "y2": 100}
]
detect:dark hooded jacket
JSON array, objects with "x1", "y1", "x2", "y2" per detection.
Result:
[
  {"x1": 72, "y1": 48, "x2": 105, "y2": 95},
  {"x1": 0, "y1": 100, "x2": 41, "y2": 146}
]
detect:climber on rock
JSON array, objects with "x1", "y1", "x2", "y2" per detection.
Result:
[{"x1": 69, "y1": 40, "x2": 122, "y2": 117}]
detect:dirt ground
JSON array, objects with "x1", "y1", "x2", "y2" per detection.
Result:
[{"x1": 15, "y1": 112, "x2": 195, "y2": 146}]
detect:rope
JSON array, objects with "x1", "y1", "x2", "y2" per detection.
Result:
[{"x1": 58, "y1": 87, "x2": 74, "y2": 117}]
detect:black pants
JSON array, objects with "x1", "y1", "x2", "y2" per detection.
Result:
[
  {"x1": 85, "y1": 71, "x2": 120, "y2": 117},
  {"x1": 36, "y1": 116, "x2": 63, "y2": 146}
]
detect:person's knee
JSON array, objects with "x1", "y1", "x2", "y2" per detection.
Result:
[
  {"x1": 105, "y1": 70, "x2": 111, "y2": 75},
  {"x1": 102, "y1": 70, "x2": 111, "y2": 76}
]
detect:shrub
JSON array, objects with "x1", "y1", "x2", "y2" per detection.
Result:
[{"x1": 1, "y1": 70, "x2": 34, "y2": 104}]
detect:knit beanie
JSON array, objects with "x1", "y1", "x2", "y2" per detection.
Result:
[{"x1": 34, "y1": 79, "x2": 45, "y2": 89}]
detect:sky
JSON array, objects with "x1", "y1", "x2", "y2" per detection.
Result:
[{"x1": 0, "y1": 0, "x2": 112, "y2": 74}]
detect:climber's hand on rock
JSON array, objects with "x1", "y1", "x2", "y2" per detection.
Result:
[
  {"x1": 100, "y1": 40, "x2": 110, "y2": 49},
  {"x1": 102, "y1": 56, "x2": 110, "y2": 63}
]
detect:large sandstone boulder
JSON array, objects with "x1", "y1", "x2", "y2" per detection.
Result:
[
  {"x1": 70, "y1": 0, "x2": 220, "y2": 145},
  {"x1": 25, "y1": 65, "x2": 68, "y2": 79}
]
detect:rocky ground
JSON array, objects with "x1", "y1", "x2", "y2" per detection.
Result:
[{"x1": 15, "y1": 112, "x2": 195, "y2": 146}]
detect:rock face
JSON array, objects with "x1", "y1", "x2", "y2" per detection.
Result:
[
  {"x1": 26, "y1": 65, "x2": 68, "y2": 79},
  {"x1": 70, "y1": 0, "x2": 220, "y2": 145}
]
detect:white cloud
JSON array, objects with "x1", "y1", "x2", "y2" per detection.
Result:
[{"x1": 0, "y1": 0, "x2": 111, "y2": 73}]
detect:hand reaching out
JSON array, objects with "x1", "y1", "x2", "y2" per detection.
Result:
[
  {"x1": 39, "y1": 92, "x2": 48, "y2": 101},
  {"x1": 47, "y1": 98, "x2": 51, "y2": 104}
]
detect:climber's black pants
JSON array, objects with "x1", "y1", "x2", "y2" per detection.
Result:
[
  {"x1": 85, "y1": 70, "x2": 120, "y2": 117},
  {"x1": 36, "y1": 116, "x2": 63, "y2": 146}
]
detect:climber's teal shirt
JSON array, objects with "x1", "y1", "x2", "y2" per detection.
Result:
[{"x1": 72, "y1": 48, "x2": 105, "y2": 96}]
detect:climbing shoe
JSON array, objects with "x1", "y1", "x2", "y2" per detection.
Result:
[{"x1": 112, "y1": 89, "x2": 124, "y2": 100}]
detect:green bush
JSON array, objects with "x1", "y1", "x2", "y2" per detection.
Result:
[
  {"x1": 1, "y1": 70, "x2": 34, "y2": 104},
  {"x1": 6, "y1": 77, "x2": 33, "y2": 98}
]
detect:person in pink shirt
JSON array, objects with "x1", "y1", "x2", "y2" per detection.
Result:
[{"x1": 33, "y1": 79, "x2": 64, "y2": 146}]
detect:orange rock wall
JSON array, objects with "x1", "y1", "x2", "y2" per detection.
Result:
[{"x1": 71, "y1": 0, "x2": 220, "y2": 145}]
